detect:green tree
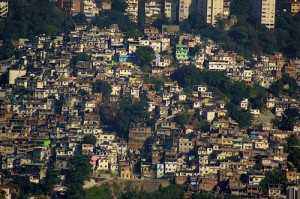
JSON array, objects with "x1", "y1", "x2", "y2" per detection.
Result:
[
  {"x1": 73, "y1": 13, "x2": 88, "y2": 25},
  {"x1": 100, "y1": 98, "x2": 153, "y2": 138},
  {"x1": 252, "y1": 161, "x2": 263, "y2": 170},
  {"x1": 115, "y1": 98, "x2": 150, "y2": 137},
  {"x1": 155, "y1": 184, "x2": 185, "y2": 199},
  {"x1": 82, "y1": 134, "x2": 97, "y2": 145},
  {"x1": 228, "y1": 155, "x2": 240, "y2": 162},
  {"x1": 0, "y1": 41, "x2": 14, "y2": 60},
  {"x1": 174, "y1": 112, "x2": 192, "y2": 126},
  {"x1": 182, "y1": 0, "x2": 300, "y2": 58},
  {"x1": 171, "y1": 64, "x2": 202, "y2": 93},
  {"x1": 66, "y1": 155, "x2": 93, "y2": 199},
  {"x1": 0, "y1": 190, "x2": 6, "y2": 199},
  {"x1": 0, "y1": 71, "x2": 8, "y2": 86},
  {"x1": 92, "y1": 10, "x2": 141, "y2": 36},
  {"x1": 187, "y1": 12, "x2": 205, "y2": 31},
  {"x1": 171, "y1": 64, "x2": 252, "y2": 104},
  {"x1": 200, "y1": 121, "x2": 210, "y2": 133},
  {"x1": 208, "y1": 151, "x2": 218, "y2": 162},
  {"x1": 286, "y1": 134, "x2": 300, "y2": 170},
  {"x1": 239, "y1": 174, "x2": 248, "y2": 184},
  {"x1": 143, "y1": 76, "x2": 164, "y2": 91},
  {"x1": 230, "y1": 0, "x2": 250, "y2": 19},
  {"x1": 249, "y1": 84, "x2": 268, "y2": 110},
  {"x1": 0, "y1": 0, "x2": 74, "y2": 40},
  {"x1": 72, "y1": 53, "x2": 90, "y2": 66},
  {"x1": 137, "y1": 0, "x2": 145, "y2": 29},
  {"x1": 287, "y1": 134, "x2": 300, "y2": 148},
  {"x1": 99, "y1": 104, "x2": 119, "y2": 125},
  {"x1": 260, "y1": 170, "x2": 286, "y2": 194},
  {"x1": 191, "y1": 191, "x2": 219, "y2": 199},
  {"x1": 269, "y1": 75, "x2": 299, "y2": 97},
  {"x1": 224, "y1": 196, "x2": 240, "y2": 199},
  {"x1": 111, "y1": 0, "x2": 128, "y2": 12},
  {"x1": 126, "y1": 29, "x2": 143, "y2": 38},
  {"x1": 288, "y1": 149, "x2": 300, "y2": 170},
  {"x1": 271, "y1": 118, "x2": 281, "y2": 128},
  {"x1": 227, "y1": 103, "x2": 253, "y2": 128},
  {"x1": 192, "y1": 119, "x2": 201, "y2": 131},
  {"x1": 43, "y1": 169, "x2": 62, "y2": 196},
  {"x1": 92, "y1": 80, "x2": 112, "y2": 102},
  {"x1": 173, "y1": 64, "x2": 266, "y2": 113},
  {"x1": 81, "y1": 183, "x2": 113, "y2": 199},
  {"x1": 78, "y1": 89, "x2": 89, "y2": 96},
  {"x1": 269, "y1": 80, "x2": 284, "y2": 97},
  {"x1": 119, "y1": 184, "x2": 185, "y2": 199},
  {"x1": 10, "y1": 176, "x2": 41, "y2": 196},
  {"x1": 250, "y1": 97, "x2": 265, "y2": 110},
  {"x1": 280, "y1": 108, "x2": 300, "y2": 131},
  {"x1": 134, "y1": 46, "x2": 156, "y2": 71},
  {"x1": 189, "y1": 45, "x2": 201, "y2": 57},
  {"x1": 151, "y1": 14, "x2": 169, "y2": 30}
]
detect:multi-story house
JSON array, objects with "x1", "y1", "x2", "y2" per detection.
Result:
[
  {"x1": 0, "y1": 1, "x2": 8, "y2": 18},
  {"x1": 249, "y1": 0, "x2": 276, "y2": 29},
  {"x1": 128, "y1": 125, "x2": 152, "y2": 149},
  {"x1": 81, "y1": 0, "x2": 97, "y2": 19},
  {"x1": 145, "y1": 0, "x2": 163, "y2": 24},
  {"x1": 201, "y1": 0, "x2": 224, "y2": 26},
  {"x1": 168, "y1": 0, "x2": 178, "y2": 22},
  {"x1": 176, "y1": 44, "x2": 189, "y2": 61},
  {"x1": 178, "y1": 0, "x2": 197, "y2": 21},
  {"x1": 125, "y1": 0, "x2": 139, "y2": 22}
]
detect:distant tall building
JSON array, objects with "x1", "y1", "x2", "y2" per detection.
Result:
[
  {"x1": 223, "y1": 0, "x2": 230, "y2": 17},
  {"x1": 287, "y1": 186, "x2": 300, "y2": 199},
  {"x1": 164, "y1": 0, "x2": 178, "y2": 22},
  {"x1": 57, "y1": 0, "x2": 109, "y2": 16},
  {"x1": 283, "y1": 0, "x2": 300, "y2": 16},
  {"x1": 178, "y1": 0, "x2": 197, "y2": 21},
  {"x1": 0, "y1": 1, "x2": 8, "y2": 19},
  {"x1": 71, "y1": 0, "x2": 82, "y2": 15},
  {"x1": 145, "y1": 0, "x2": 163, "y2": 24},
  {"x1": 57, "y1": 0, "x2": 64, "y2": 10},
  {"x1": 125, "y1": 0, "x2": 139, "y2": 23},
  {"x1": 81, "y1": 0, "x2": 97, "y2": 18},
  {"x1": 98, "y1": 0, "x2": 112, "y2": 11},
  {"x1": 199, "y1": 0, "x2": 224, "y2": 26},
  {"x1": 249, "y1": 0, "x2": 276, "y2": 29},
  {"x1": 164, "y1": 0, "x2": 172, "y2": 20},
  {"x1": 57, "y1": 0, "x2": 81, "y2": 16}
]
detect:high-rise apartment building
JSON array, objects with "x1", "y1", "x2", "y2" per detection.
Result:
[
  {"x1": 249, "y1": 0, "x2": 276, "y2": 29},
  {"x1": 200, "y1": 0, "x2": 224, "y2": 26},
  {"x1": 164, "y1": 0, "x2": 178, "y2": 22},
  {"x1": 0, "y1": 1, "x2": 8, "y2": 18},
  {"x1": 145, "y1": 0, "x2": 163, "y2": 24},
  {"x1": 94, "y1": 0, "x2": 112, "y2": 11},
  {"x1": 165, "y1": 0, "x2": 172, "y2": 20},
  {"x1": 58, "y1": 0, "x2": 109, "y2": 16},
  {"x1": 283, "y1": 0, "x2": 300, "y2": 16},
  {"x1": 287, "y1": 186, "x2": 300, "y2": 199},
  {"x1": 125, "y1": 0, "x2": 139, "y2": 23},
  {"x1": 71, "y1": 0, "x2": 82, "y2": 15},
  {"x1": 178, "y1": 0, "x2": 197, "y2": 21},
  {"x1": 81, "y1": 0, "x2": 97, "y2": 18},
  {"x1": 223, "y1": 0, "x2": 230, "y2": 17},
  {"x1": 57, "y1": 0, "x2": 69, "y2": 13},
  {"x1": 57, "y1": 0, "x2": 76, "y2": 15}
]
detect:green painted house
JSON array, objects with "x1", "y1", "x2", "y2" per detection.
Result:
[{"x1": 176, "y1": 44, "x2": 189, "y2": 61}]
